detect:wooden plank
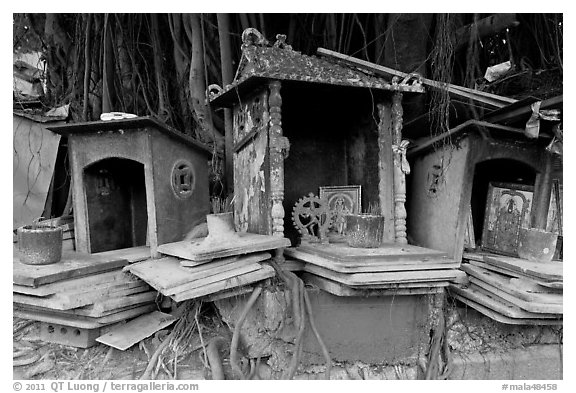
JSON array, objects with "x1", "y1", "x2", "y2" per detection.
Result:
[
  {"x1": 180, "y1": 252, "x2": 270, "y2": 273},
  {"x1": 302, "y1": 273, "x2": 444, "y2": 297},
  {"x1": 171, "y1": 265, "x2": 276, "y2": 302},
  {"x1": 126, "y1": 253, "x2": 270, "y2": 293},
  {"x1": 448, "y1": 285, "x2": 562, "y2": 326},
  {"x1": 317, "y1": 48, "x2": 516, "y2": 108},
  {"x1": 483, "y1": 255, "x2": 563, "y2": 282},
  {"x1": 125, "y1": 256, "x2": 183, "y2": 291},
  {"x1": 468, "y1": 259, "x2": 525, "y2": 278},
  {"x1": 90, "y1": 291, "x2": 158, "y2": 314},
  {"x1": 93, "y1": 246, "x2": 151, "y2": 263},
  {"x1": 296, "y1": 242, "x2": 449, "y2": 262},
  {"x1": 352, "y1": 281, "x2": 448, "y2": 289},
  {"x1": 278, "y1": 259, "x2": 305, "y2": 272},
  {"x1": 13, "y1": 270, "x2": 139, "y2": 297},
  {"x1": 469, "y1": 277, "x2": 562, "y2": 314},
  {"x1": 206, "y1": 286, "x2": 254, "y2": 301},
  {"x1": 157, "y1": 233, "x2": 290, "y2": 263},
  {"x1": 25, "y1": 293, "x2": 157, "y2": 319},
  {"x1": 96, "y1": 311, "x2": 176, "y2": 350},
  {"x1": 14, "y1": 304, "x2": 157, "y2": 329},
  {"x1": 57, "y1": 282, "x2": 150, "y2": 304},
  {"x1": 166, "y1": 264, "x2": 261, "y2": 295},
  {"x1": 285, "y1": 247, "x2": 459, "y2": 273},
  {"x1": 303, "y1": 263, "x2": 459, "y2": 286},
  {"x1": 19, "y1": 300, "x2": 155, "y2": 319},
  {"x1": 14, "y1": 308, "x2": 101, "y2": 329},
  {"x1": 449, "y1": 284, "x2": 556, "y2": 319},
  {"x1": 510, "y1": 277, "x2": 562, "y2": 294},
  {"x1": 180, "y1": 255, "x2": 238, "y2": 267},
  {"x1": 484, "y1": 95, "x2": 563, "y2": 125},
  {"x1": 461, "y1": 264, "x2": 563, "y2": 305},
  {"x1": 463, "y1": 251, "x2": 494, "y2": 262},
  {"x1": 13, "y1": 250, "x2": 129, "y2": 287},
  {"x1": 467, "y1": 260, "x2": 563, "y2": 289},
  {"x1": 13, "y1": 282, "x2": 149, "y2": 311}
]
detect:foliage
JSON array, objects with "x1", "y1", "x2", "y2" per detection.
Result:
[{"x1": 13, "y1": 13, "x2": 563, "y2": 145}]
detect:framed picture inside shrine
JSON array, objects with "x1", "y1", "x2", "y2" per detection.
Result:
[
  {"x1": 481, "y1": 182, "x2": 534, "y2": 256},
  {"x1": 319, "y1": 185, "x2": 362, "y2": 235}
]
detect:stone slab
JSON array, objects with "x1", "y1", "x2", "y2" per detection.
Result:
[
  {"x1": 157, "y1": 233, "x2": 290, "y2": 263},
  {"x1": 13, "y1": 250, "x2": 128, "y2": 287}
]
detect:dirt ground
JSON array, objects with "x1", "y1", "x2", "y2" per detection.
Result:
[{"x1": 13, "y1": 304, "x2": 230, "y2": 381}]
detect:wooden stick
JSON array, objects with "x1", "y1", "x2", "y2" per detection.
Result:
[{"x1": 317, "y1": 47, "x2": 516, "y2": 108}]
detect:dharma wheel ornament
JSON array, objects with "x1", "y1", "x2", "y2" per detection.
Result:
[{"x1": 291, "y1": 193, "x2": 331, "y2": 243}]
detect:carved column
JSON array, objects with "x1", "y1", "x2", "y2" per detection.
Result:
[
  {"x1": 268, "y1": 80, "x2": 289, "y2": 239},
  {"x1": 392, "y1": 92, "x2": 409, "y2": 244},
  {"x1": 377, "y1": 103, "x2": 396, "y2": 243}
]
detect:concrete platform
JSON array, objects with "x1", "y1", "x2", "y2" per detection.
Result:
[{"x1": 448, "y1": 344, "x2": 562, "y2": 380}]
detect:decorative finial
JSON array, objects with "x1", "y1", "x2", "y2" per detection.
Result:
[
  {"x1": 273, "y1": 34, "x2": 292, "y2": 50},
  {"x1": 241, "y1": 28, "x2": 268, "y2": 48}
]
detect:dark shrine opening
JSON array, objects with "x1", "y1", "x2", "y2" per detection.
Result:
[
  {"x1": 470, "y1": 158, "x2": 537, "y2": 245},
  {"x1": 83, "y1": 158, "x2": 148, "y2": 253},
  {"x1": 281, "y1": 84, "x2": 384, "y2": 244}
]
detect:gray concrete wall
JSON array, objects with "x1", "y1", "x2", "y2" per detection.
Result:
[{"x1": 301, "y1": 288, "x2": 430, "y2": 365}]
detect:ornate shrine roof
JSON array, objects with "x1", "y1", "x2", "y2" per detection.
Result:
[{"x1": 210, "y1": 28, "x2": 424, "y2": 106}]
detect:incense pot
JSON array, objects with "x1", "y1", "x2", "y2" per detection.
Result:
[
  {"x1": 17, "y1": 225, "x2": 63, "y2": 265},
  {"x1": 518, "y1": 228, "x2": 558, "y2": 263},
  {"x1": 202, "y1": 212, "x2": 238, "y2": 245},
  {"x1": 344, "y1": 214, "x2": 385, "y2": 248}
]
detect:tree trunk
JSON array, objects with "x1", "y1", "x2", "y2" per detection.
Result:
[
  {"x1": 455, "y1": 13, "x2": 519, "y2": 51},
  {"x1": 189, "y1": 13, "x2": 224, "y2": 150},
  {"x1": 102, "y1": 14, "x2": 115, "y2": 114},
  {"x1": 170, "y1": 13, "x2": 194, "y2": 136},
  {"x1": 82, "y1": 14, "x2": 92, "y2": 121},
  {"x1": 89, "y1": 14, "x2": 102, "y2": 120},
  {"x1": 217, "y1": 13, "x2": 235, "y2": 193},
  {"x1": 113, "y1": 14, "x2": 135, "y2": 114},
  {"x1": 43, "y1": 14, "x2": 70, "y2": 104},
  {"x1": 150, "y1": 14, "x2": 169, "y2": 122}
]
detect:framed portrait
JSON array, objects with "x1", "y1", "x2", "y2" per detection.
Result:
[
  {"x1": 463, "y1": 203, "x2": 476, "y2": 250},
  {"x1": 546, "y1": 179, "x2": 562, "y2": 235},
  {"x1": 481, "y1": 182, "x2": 534, "y2": 256},
  {"x1": 319, "y1": 185, "x2": 362, "y2": 234}
]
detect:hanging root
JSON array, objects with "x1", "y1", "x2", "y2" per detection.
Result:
[
  {"x1": 139, "y1": 332, "x2": 174, "y2": 380},
  {"x1": 206, "y1": 336, "x2": 227, "y2": 380},
  {"x1": 268, "y1": 260, "x2": 332, "y2": 380},
  {"x1": 429, "y1": 13, "x2": 456, "y2": 151},
  {"x1": 286, "y1": 278, "x2": 306, "y2": 379},
  {"x1": 303, "y1": 287, "x2": 331, "y2": 380},
  {"x1": 424, "y1": 294, "x2": 452, "y2": 380},
  {"x1": 229, "y1": 286, "x2": 263, "y2": 379}
]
